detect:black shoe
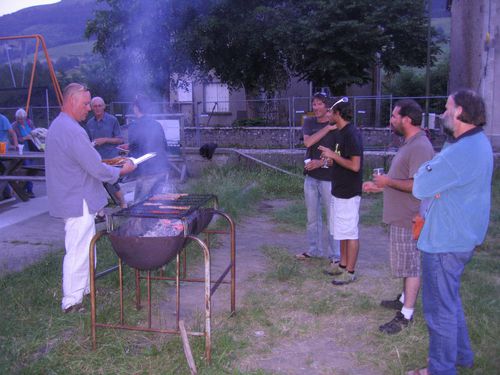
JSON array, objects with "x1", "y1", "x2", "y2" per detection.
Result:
[
  {"x1": 26, "y1": 191, "x2": 35, "y2": 198},
  {"x1": 380, "y1": 294, "x2": 404, "y2": 310},
  {"x1": 379, "y1": 311, "x2": 412, "y2": 334},
  {"x1": 95, "y1": 214, "x2": 106, "y2": 224}
]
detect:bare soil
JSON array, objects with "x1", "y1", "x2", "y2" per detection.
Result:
[{"x1": 156, "y1": 199, "x2": 400, "y2": 374}]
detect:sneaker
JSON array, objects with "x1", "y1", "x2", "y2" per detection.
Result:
[
  {"x1": 331, "y1": 271, "x2": 356, "y2": 285},
  {"x1": 379, "y1": 311, "x2": 412, "y2": 334},
  {"x1": 324, "y1": 263, "x2": 345, "y2": 276},
  {"x1": 380, "y1": 294, "x2": 404, "y2": 310}
]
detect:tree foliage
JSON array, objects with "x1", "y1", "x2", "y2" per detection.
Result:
[
  {"x1": 85, "y1": 0, "x2": 191, "y2": 99},
  {"x1": 287, "y1": 0, "x2": 442, "y2": 92},
  {"x1": 85, "y1": 0, "x2": 442, "y2": 97}
]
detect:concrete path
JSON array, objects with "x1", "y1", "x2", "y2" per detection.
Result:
[
  {"x1": 0, "y1": 181, "x2": 137, "y2": 276},
  {"x1": 0, "y1": 195, "x2": 64, "y2": 276}
]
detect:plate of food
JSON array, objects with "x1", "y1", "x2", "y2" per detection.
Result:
[{"x1": 102, "y1": 156, "x2": 128, "y2": 166}]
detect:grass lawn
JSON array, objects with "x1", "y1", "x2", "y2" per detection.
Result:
[{"x1": 0, "y1": 166, "x2": 498, "y2": 374}]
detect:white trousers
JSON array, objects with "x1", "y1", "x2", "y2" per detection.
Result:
[{"x1": 62, "y1": 200, "x2": 95, "y2": 310}]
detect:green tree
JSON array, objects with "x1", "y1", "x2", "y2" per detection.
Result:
[
  {"x1": 85, "y1": 0, "x2": 442, "y2": 97},
  {"x1": 287, "y1": 0, "x2": 442, "y2": 93},
  {"x1": 85, "y1": 0, "x2": 191, "y2": 100}
]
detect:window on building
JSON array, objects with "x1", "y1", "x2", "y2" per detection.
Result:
[
  {"x1": 204, "y1": 83, "x2": 229, "y2": 112},
  {"x1": 177, "y1": 82, "x2": 193, "y2": 102}
]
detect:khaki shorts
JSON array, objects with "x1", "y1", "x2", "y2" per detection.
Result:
[{"x1": 389, "y1": 225, "x2": 421, "y2": 278}]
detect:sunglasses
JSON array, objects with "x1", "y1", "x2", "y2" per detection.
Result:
[{"x1": 313, "y1": 92, "x2": 328, "y2": 98}]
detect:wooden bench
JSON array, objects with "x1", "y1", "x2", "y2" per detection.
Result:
[
  {"x1": 22, "y1": 165, "x2": 45, "y2": 172},
  {"x1": 0, "y1": 176, "x2": 46, "y2": 181}
]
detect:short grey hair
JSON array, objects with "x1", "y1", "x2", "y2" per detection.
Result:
[
  {"x1": 15, "y1": 108, "x2": 27, "y2": 119},
  {"x1": 62, "y1": 83, "x2": 88, "y2": 102},
  {"x1": 91, "y1": 96, "x2": 105, "y2": 107}
]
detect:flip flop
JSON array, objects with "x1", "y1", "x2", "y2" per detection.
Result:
[
  {"x1": 406, "y1": 368, "x2": 429, "y2": 375},
  {"x1": 295, "y1": 252, "x2": 313, "y2": 260}
]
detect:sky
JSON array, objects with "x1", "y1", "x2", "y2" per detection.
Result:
[{"x1": 0, "y1": 0, "x2": 60, "y2": 17}]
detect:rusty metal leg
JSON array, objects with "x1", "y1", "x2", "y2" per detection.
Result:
[
  {"x1": 119, "y1": 258, "x2": 124, "y2": 325},
  {"x1": 182, "y1": 249, "x2": 187, "y2": 278},
  {"x1": 89, "y1": 230, "x2": 106, "y2": 351},
  {"x1": 135, "y1": 269, "x2": 141, "y2": 310},
  {"x1": 187, "y1": 235, "x2": 211, "y2": 362},
  {"x1": 147, "y1": 271, "x2": 152, "y2": 329},
  {"x1": 229, "y1": 216, "x2": 236, "y2": 314},
  {"x1": 213, "y1": 210, "x2": 237, "y2": 314},
  {"x1": 176, "y1": 252, "x2": 180, "y2": 330}
]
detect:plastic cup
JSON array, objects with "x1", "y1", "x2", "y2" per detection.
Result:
[
  {"x1": 304, "y1": 158, "x2": 311, "y2": 165},
  {"x1": 0, "y1": 142, "x2": 6, "y2": 154},
  {"x1": 373, "y1": 167, "x2": 384, "y2": 175},
  {"x1": 18, "y1": 144, "x2": 24, "y2": 155}
]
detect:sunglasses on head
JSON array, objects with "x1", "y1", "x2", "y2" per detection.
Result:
[{"x1": 313, "y1": 92, "x2": 328, "y2": 98}]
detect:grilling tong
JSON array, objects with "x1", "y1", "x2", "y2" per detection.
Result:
[{"x1": 128, "y1": 152, "x2": 157, "y2": 166}]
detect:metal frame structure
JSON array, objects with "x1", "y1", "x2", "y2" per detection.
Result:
[
  {"x1": 88, "y1": 206, "x2": 236, "y2": 363},
  {"x1": 0, "y1": 34, "x2": 63, "y2": 111}
]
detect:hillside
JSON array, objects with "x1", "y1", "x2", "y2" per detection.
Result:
[{"x1": 0, "y1": 0, "x2": 97, "y2": 53}]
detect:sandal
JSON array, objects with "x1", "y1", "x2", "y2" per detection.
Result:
[
  {"x1": 406, "y1": 368, "x2": 429, "y2": 375},
  {"x1": 295, "y1": 252, "x2": 313, "y2": 260}
]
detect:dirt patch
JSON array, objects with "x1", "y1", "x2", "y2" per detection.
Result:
[{"x1": 154, "y1": 198, "x2": 401, "y2": 374}]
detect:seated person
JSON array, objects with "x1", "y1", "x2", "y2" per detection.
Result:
[
  {"x1": 1, "y1": 112, "x2": 19, "y2": 199},
  {"x1": 12, "y1": 108, "x2": 37, "y2": 198}
]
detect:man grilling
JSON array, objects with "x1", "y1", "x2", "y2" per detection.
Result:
[{"x1": 45, "y1": 83, "x2": 136, "y2": 313}]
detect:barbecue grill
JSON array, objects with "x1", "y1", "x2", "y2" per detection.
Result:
[
  {"x1": 109, "y1": 194, "x2": 217, "y2": 270},
  {"x1": 88, "y1": 193, "x2": 236, "y2": 363}
]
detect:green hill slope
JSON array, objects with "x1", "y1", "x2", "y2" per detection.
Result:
[{"x1": 0, "y1": 0, "x2": 97, "y2": 59}]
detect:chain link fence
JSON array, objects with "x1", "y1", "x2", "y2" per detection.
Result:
[{"x1": 1, "y1": 95, "x2": 449, "y2": 150}]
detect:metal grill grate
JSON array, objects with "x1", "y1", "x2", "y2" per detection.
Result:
[{"x1": 112, "y1": 193, "x2": 217, "y2": 219}]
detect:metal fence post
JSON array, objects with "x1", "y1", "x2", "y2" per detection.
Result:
[{"x1": 288, "y1": 97, "x2": 293, "y2": 150}]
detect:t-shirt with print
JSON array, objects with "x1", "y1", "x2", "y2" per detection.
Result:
[
  {"x1": 330, "y1": 123, "x2": 363, "y2": 198},
  {"x1": 302, "y1": 117, "x2": 335, "y2": 181},
  {"x1": 383, "y1": 131, "x2": 434, "y2": 229}
]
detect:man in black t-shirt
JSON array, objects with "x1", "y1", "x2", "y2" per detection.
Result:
[
  {"x1": 319, "y1": 102, "x2": 363, "y2": 285},
  {"x1": 296, "y1": 93, "x2": 340, "y2": 264}
]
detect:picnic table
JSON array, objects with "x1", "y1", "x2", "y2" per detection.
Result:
[
  {"x1": 0, "y1": 150, "x2": 45, "y2": 201},
  {"x1": 0, "y1": 147, "x2": 189, "y2": 202}
]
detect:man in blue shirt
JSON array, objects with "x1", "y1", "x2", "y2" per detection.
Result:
[
  {"x1": 411, "y1": 90, "x2": 493, "y2": 375},
  {"x1": 85, "y1": 97, "x2": 126, "y2": 208}
]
